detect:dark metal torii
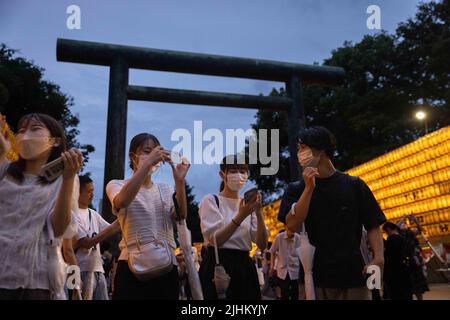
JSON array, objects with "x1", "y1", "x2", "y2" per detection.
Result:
[{"x1": 56, "y1": 38, "x2": 345, "y2": 221}]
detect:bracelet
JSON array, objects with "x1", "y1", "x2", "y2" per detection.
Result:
[{"x1": 231, "y1": 218, "x2": 241, "y2": 227}]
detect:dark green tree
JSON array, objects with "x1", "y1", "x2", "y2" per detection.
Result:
[
  {"x1": 0, "y1": 44, "x2": 94, "y2": 164},
  {"x1": 249, "y1": 0, "x2": 450, "y2": 201},
  {"x1": 185, "y1": 182, "x2": 203, "y2": 243}
]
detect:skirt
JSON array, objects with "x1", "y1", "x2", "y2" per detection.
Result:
[
  {"x1": 199, "y1": 247, "x2": 261, "y2": 300},
  {"x1": 112, "y1": 260, "x2": 179, "y2": 300}
]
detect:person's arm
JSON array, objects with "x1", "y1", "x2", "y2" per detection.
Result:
[
  {"x1": 364, "y1": 226, "x2": 384, "y2": 272},
  {"x1": 76, "y1": 220, "x2": 121, "y2": 249},
  {"x1": 62, "y1": 237, "x2": 78, "y2": 266},
  {"x1": 356, "y1": 177, "x2": 387, "y2": 273},
  {"x1": 112, "y1": 146, "x2": 171, "y2": 211},
  {"x1": 170, "y1": 161, "x2": 190, "y2": 220},
  {"x1": 286, "y1": 167, "x2": 319, "y2": 232},
  {"x1": 51, "y1": 149, "x2": 83, "y2": 237},
  {"x1": 253, "y1": 193, "x2": 269, "y2": 250},
  {"x1": 269, "y1": 237, "x2": 279, "y2": 277}
]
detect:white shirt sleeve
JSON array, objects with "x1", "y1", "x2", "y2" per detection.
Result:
[
  {"x1": 199, "y1": 194, "x2": 225, "y2": 244},
  {"x1": 269, "y1": 234, "x2": 279, "y2": 254},
  {"x1": 106, "y1": 180, "x2": 124, "y2": 215},
  {"x1": 96, "y1": 211, "x2": 111, "y2": 232}
]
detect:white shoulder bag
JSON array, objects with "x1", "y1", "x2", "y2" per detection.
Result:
[{"x1": 46, "y1": 218, "x2": 68, "y2": 300}]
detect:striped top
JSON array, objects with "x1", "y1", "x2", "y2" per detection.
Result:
[{"x1": 106, "y1": 179, "x2": 176, "y2": 262}]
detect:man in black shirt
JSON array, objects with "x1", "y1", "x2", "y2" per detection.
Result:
[{"x1": 278, "y1": 126, "x2": 386, "y2": 300}]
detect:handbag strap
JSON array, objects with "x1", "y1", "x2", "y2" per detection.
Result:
[
  {"x1": 213, "y1": 232, "x2": 220, "y2": 266},
  {"x1": 300, "y1": 223, "x2": 306, "y2": 235},
  {"x1": 211, "y1": 194, "x2": 221, "y2": 265}
]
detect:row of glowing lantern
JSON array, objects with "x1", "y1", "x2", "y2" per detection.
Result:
[
  {"x1": 377, "y1": 181, "x2": 450, "y2": 210},
  {"x1": 368, "y1": 163, "x2": 450, "y2": 196},
  {"x1": 405, "y1": 223, "x2": 449, "y2": 238},
  {"x1": 349, "y1": 142, "x2": 450, "y2": 186},
  {"x1": 393, "y1": 209, "x2": 450, "y2": 227},
  {"x1": 0, "y1": 115, "x2": 19, "y2": 162},
  {"x1": 348, "y1": 126, "x2": 450, "y2": 177},
  {"x1": 383, "y1": 195, "x2": 450, "y2": 220}
]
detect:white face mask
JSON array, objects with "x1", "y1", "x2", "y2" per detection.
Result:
[
  {"x1": 136, "y1": 154, "x2": 161, "y2": 176},
  {"x1": 225, "y1": 172, "x2": 248, "y2": 192},
  {"x1": 16, "y1": 134, "x2": 55, "y2": 160},
  {"x1": 297, "y1": 147, "x2": 321, "y2": 168}
]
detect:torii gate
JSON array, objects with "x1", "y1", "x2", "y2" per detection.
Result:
[{"x1": 56, "y1": 38, "x2": 345, "y2": 221}]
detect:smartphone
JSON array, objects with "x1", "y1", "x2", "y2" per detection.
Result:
[
  {"x1": 244, "y1": 187, "x2": 258, "y2": 204},
  {"x1": 170, "y1": 150, "x2": 183, "y2": 165},
  {"x1": 39, "y1": 157, "x2": 64, "y2": 182}
]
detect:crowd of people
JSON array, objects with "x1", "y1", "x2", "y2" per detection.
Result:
[{"x1": 0, "y1": 112, "x2": 431, "y2": 300}]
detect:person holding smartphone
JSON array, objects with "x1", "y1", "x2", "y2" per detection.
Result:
[
  {"x1": 278, "y1": 126, "x2": 386, "y2": 300},
  {"x1": 0, "y1": 113, "x2": 82, "y2": 300},
  {"x1": 106, "y1": 133, "x2": 190, "y2": 300},
  {"x1": 198, "y1": 155, "x2": 269, "y2": 300}
]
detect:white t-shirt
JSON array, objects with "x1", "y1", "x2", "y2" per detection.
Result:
[
  {"x1": 0, "y1": 160, "x2": 78, "y2": 290},
  {"x1": 269, "y1": 232, "x2": 301, "y2": 280},
  {"x1": 106, "y1": 180, "x2": 177, "y2": 263},
  {"x1": 74, "y1": 208, "x2": 110, "y2": 273},
  {"x1": 199, "y1": 194, "x2": 266, "y2": 251}
]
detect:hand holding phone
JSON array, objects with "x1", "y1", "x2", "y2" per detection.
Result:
[
  {"x1": 39, "y1": 157, "x2": 64, "y2": 182},
  {"x1": 244, "y1": 187, "x2": 258, "y2": 204}
]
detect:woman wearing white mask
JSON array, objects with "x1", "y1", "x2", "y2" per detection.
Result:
[
  {"x1": 106, "y1": 133, "x2": 190, "y2": 300},
  {"x1": 198, "y1": 155, "x2": 269, "y2": 299},
  {"x1": 0, "y1": 113, "x2": 82, "y2": 300}
]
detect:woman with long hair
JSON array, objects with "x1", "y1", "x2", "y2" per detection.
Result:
[
  {"x1": 198, "y1": 155, "x2": 269, "y2": 299},
  {"x1": 106, "y1": 133, "x2": 190, "y2": 300}
]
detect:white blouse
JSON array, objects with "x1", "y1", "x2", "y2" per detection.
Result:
[
  {"x1": 106, "y1": 180, "x2": 176, "y2": 263},
  {"x1": 199, "y1": 194, "x2": 264, "y2": 251},
  {"x1": 0, "y1": 160, "x2": 78, "y2": 290}
]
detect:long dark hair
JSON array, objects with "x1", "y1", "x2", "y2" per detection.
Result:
[
  {"x1": 128, "y1": 133, "x2": 160, "y2": 171},
  {"x1": 7, "y1": 113, "x2": 67, "y2": 184},
  {"x1": 219, "y1": 154, "x2": 249, "y2": 191}
]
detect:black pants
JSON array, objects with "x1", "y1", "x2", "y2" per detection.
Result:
[
  {"x1": 0, "y1": 288, "x2": 50, "y2": 300},
  {"x1": 278, "y1": 274, "x2": 299, "y2": 300},
  {"x1": 112, "y1": 261, "x2": 179, "y2": 300},
  {"x1": 199, "y1": 247, "x2": 261, "y2": 300}
]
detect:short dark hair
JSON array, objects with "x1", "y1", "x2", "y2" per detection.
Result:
[
  {"x1": 79, "y1": 174, "x2": 93, "y2": 192},
  {"x1": 382, "y1": 222, "x2": 400, "y2": 233},
  {"x1": 297, "y1": 126, "x2": 336, "y2": 160}
]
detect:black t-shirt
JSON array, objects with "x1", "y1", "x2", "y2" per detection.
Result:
[{"x1": 278, "y1": 170, "x2": 386, "y2": 288}]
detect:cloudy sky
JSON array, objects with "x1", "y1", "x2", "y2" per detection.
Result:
[{"x1": 0, "y1": 0, "x2": 423, "y2": 209}]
